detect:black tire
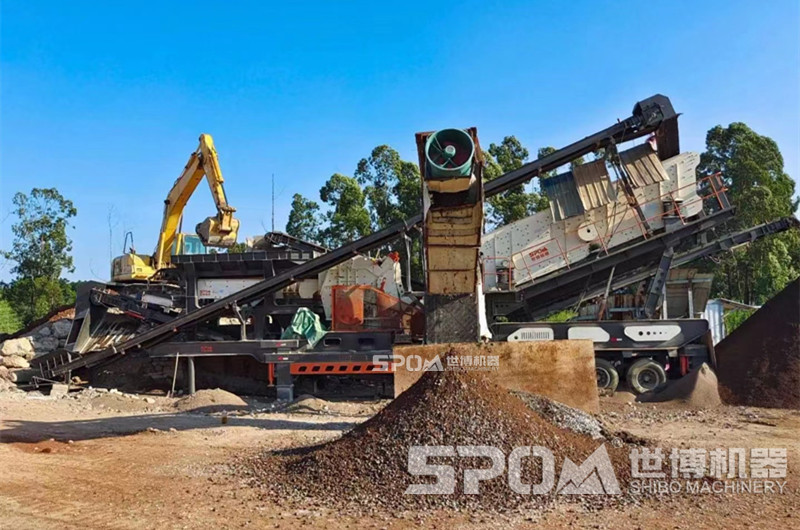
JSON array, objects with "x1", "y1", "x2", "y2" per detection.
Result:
[
  {"x1": 595, "y1": 359, "x2": 620, "y2": 393},
  {"x1": 626, "y1": 358, "x2": 667, "y2": 394}
]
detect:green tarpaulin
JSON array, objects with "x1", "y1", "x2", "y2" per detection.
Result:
[{"x1": 280, "y1": 307, "x2": 326, "y2": 347}]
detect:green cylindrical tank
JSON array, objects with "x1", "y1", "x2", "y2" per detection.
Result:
[{"x1": 425, "y1": 128, "x2": 475, "y2": 179}]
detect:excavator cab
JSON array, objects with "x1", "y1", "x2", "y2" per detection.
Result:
[{"x1": 178, "y1": 233, "x2": 208, "y2": 255}]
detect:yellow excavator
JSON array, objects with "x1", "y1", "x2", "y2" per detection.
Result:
[{"x1": 111, "y1": 134, "x2": 240, "y2": 282}]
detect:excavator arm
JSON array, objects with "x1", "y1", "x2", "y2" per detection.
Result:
[{"x1": 153, "y1": 134, "x2": 239, "y2": 270}]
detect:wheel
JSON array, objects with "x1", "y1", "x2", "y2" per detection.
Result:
[
  {"x1": 626, "y1": 358, "x2": 667, "y2": 394},
  {"x1": 595, "y1": 359, "x2": 620, "y2": 393}
]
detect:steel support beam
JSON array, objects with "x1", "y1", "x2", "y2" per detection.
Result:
[{"x1": 187, "y1": 356, "x2": 196, "y2": 395}]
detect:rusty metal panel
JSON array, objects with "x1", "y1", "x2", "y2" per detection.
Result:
[
  {"x1": 572, "y1": 159, "x2": 616, "y2": 210},
  {"x1": 619, "y1": 143, "x2": 668, "y2": 187},
  {"x1": 542, "y1": 171, "x2": 584, "y2": 221},
  {"x1": 423, "y1": 294, "x2": 481, "y2": 343},
  {"x1": 424, "y1": 200, "x2": 482, "y2": 294}
]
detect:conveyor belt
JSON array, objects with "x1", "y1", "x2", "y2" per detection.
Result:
[
  {"x1": 38, "y1": 94, "x2": 679, "y2": 377},
  {"x1": 488, "y1": 215, "x2": 799, "y2": 320}
]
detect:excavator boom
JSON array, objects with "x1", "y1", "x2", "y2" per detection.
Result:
[
  {"x1": 153, "y1": 134, "x2": 239, "y2": 270},
  {"x1": 110, "y1": 134, "x2": 240, "y2": 282}
]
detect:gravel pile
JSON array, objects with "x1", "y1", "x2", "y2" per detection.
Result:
[
  {"x1": 240, "y1": 355, "x2": 638, "y2": 512},
  {"x1": 716, "y1": 278, "x2": 800, "y2": 409},
  {"x1": 511, "y1": 391, "x2": 604, "y2": 439},
  {"x1": 637, "y1": 363, "x2": 721, "y2": 409}
]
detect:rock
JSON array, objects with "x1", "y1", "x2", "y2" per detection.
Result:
[
  {"x1": 2, "y1": 355, "x2": 30, "y2": 369},
  {"x1": 51, "y1": 319, "x2": 72, "y2": 339},
  {"x1": 36, "y1": 326, "x2": 52, "y2": 337},
  {"x1": 0, "y1": 337, "x2": 35, "y2": 359},
  {"x1": 144, "y1": 397, "x2": 155, "y2": 404},
  {"x1": 50, "y1": 383, "x2": 70, "y2": 398},
  {"x1": 32, "y1": 335, "x2": 59, "y2": 354},
  {"x1": 0, "y1": 366, "x2": 9, "y2": 381}
]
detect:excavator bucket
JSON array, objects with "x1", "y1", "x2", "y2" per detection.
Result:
[
  {"x1": 196, "y1": 216, "x2": 240, "y2": 247},
  {"x1": 393, "y1": 341, "x2": 599, "y2": 413}
]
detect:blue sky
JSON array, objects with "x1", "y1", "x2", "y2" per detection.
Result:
[{"x1": 1, "y1": 0, "x2": 798, "y2": 282}]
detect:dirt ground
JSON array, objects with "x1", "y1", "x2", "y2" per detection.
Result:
[{"x1": 1, "y1": 387, "x2": 799, "y2": 529}]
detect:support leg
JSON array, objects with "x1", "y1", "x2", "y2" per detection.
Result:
[
  {"x1": 187, "y1": 356, "x2": 196, "y2": 395},
  {"x1": 642, "y1": 247, "x2": 674, "y2": 319},
  {"x1": 275, "y1": 363, "x2": 293, "y2": 401}
]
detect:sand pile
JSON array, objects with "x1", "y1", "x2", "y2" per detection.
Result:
[
  {"x1": 90, "y1": 393, "x2": 153, "y2": 413},
  {"x1": 637, "y1": 363, "x2": 722, "y2": 409},
  {"x1": 716, "y1": 278, "x2": 800, "y2": 409},
  {"x1": 242, "y1": 359, "x2": 637, "y2": 511},
  {"x1": 173, "y1": 388, "x2": 248, "y2": 413},
  {"x1": 284, "y1": 394, "x2": 330, "y2": 414}
]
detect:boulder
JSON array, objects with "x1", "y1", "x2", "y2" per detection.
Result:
[
  {"x1": 36, "y1": 326, "x2": 52, "y2": 337},
  {"x1": 0, "y1": 366, "x2": 9, "y2": 381},
  {"x1": 0, "y1": 337, "x2": 36, "y2": 359},
  {"x1": 2, "y1": 355, "x2": 30, "y2": 369},
  {"x1": 50, "y1": 383, "x2": 70, "y2": 398},
  {"x1": 51, "y1": 319, "x2": 72, "y2": 339},
  {"x1": 33, "y1": 335, "x2": 60, "y2": 354}
]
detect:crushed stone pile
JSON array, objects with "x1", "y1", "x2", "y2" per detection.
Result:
[
  {"x1": 173, "y1": 388, "x2": 248, "y2": 413},
  {"x1": 636, "y1": 363, "x2": 722, "y2": 409},
  {"x1": 512, "y1": 391, "x2": 604, "y2": 439},
  {"x1": 241, "y1": 360, "x2": 638, "y2": 512},
  {"x1": 716, "y1": 277, "x2": 800, "y2": 409}
]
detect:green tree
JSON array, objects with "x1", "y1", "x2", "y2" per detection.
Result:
[
  {"x1": 4, "y1": 278, "x2": 75, "y2": 324},
  {"x1": 285, "y1": 193, "x2": 322, "y2": 244},
  {"x1": 483, "y1": 136, "x2": 549, "y2": 227},
  {"x1": 318, "y1": 174, "x2": 372, "y2": 248},
  {"x1": 355, "y1": 145, "x2": 423, "y2": 283},
  {"x1": 698, "y1": 123, "x2": 799, "y2": 304},
  {"x1": 1, "y1": 188, "x2": 78, "y2": 324},
  {"x1": 227, "y1": 242, "x2": 249, "y2": 253},
  {"x1": 3, "y1": 188, "x2": 77, "y2": 279},
  {"x1": 0, "y1": 295, "x2": 22, "y2": 334},
  {"x1": 724, "y1": 308, "x2": 755, "y2": 334},
  {"x1": 355, "y1": 145, "x2": 421, "y2": 228}
]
